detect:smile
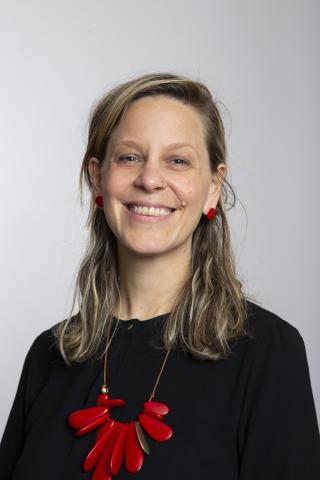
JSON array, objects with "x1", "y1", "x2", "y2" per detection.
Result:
[
  {"x1": 124, "y1": 204, "x2": 176, "y2": 223},
  {"x1": 128, "y1": 204, "x2": 173, "y2": 216}
]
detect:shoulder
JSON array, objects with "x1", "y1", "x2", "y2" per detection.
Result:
[
  {"x1": 244, "y1": 299, "x2": 303, "y2": 346},
  {"x1": 21, "y1": 320, "x2": 70, "y2": 408},
  {"x1": 228, "y1": 300, "x2": 309, "y2": 373},
  {"x1": 239, "y1": 300, "x2": 308, "y2": 374},
  {"x1": 24, "y1": 318, "x2": 69, "y2": 375}
]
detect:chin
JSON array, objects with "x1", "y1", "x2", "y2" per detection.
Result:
[{"x1": 120, "y1": 240, "x2": 172, "y2": 257}]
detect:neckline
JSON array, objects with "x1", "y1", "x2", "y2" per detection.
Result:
[{"x1": 111, "y1": 312, "x2": 170, "y2": 337}]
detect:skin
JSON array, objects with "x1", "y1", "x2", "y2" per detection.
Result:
[{"x1": 88, "y1": 95, "x2": 226, "y2": 320}]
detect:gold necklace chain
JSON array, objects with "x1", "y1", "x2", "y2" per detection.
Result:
[{"x1": 102, "y1": 317, "x2": 172, "y2": 401}]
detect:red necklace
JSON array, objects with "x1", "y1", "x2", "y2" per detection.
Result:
[{"x1": 68, "y1": 318, "x2": 173, "y2": 479}]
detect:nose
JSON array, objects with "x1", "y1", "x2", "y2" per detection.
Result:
[{"x1": 133, "y1": 159, "x2": 167, "y2": 191}]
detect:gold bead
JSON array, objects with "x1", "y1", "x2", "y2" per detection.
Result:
[{"x1": 101, "y1": 384, "x2": 108, "y2": 393}]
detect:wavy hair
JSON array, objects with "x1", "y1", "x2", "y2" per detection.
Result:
[{"x1": 52, "y1": 71, "x2": 256, "y2": 366}]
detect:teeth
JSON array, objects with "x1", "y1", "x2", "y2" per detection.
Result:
[{"x1": 129, "y1": 205, "x2": 172, "y2": 216}]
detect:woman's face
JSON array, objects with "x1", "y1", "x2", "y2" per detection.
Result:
[{"x1": 89, "y1": 95, "x2": 226, "y2": 256}]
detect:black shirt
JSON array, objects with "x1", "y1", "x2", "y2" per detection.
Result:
[{"x1": 1, "y1": 300, "x2": 320, "y2": 479}]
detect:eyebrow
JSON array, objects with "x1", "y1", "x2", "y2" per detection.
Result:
[{"x1": 113, "y1": 139, "x2": 197, "y2": 152}]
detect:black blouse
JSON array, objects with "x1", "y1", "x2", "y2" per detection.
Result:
[{"x1": 1, "y1": 300, "x2": 320, "y2": 479}]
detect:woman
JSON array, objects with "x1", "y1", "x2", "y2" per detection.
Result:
[{"x1": 1, "y1": 72, "x2": 319, "y2": 479}]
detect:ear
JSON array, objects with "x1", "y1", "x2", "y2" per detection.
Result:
[
  {"x1": 88, "y1": 157, "x2": 103, "y2": 195},
  {"x1": 203, "y1": 163, "x2": 227, "y2": 214}
]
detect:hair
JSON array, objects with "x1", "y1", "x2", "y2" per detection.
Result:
[{"x1": 52, "y1": 71, "x2": 257, "y2": 366}]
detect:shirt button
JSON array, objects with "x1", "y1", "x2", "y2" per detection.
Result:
[{"x1": 127, "y1": 324, "x2": 133, "y2": 330}]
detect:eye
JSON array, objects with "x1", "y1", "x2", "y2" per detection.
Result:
[
  {"x1": 117, "y1": 155, "x2": 188, "y2": 166},
  {"x1": 171, "y1": 158, "x2": 188, "y2": 166},
  {"x1": 118, "y1": 155, "x2": 138, "y2": 163}
]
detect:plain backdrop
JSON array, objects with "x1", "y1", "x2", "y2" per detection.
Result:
[{"x1": 0, "y1": 0, "x2": 319, "y2": 438}]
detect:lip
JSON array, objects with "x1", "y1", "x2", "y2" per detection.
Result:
[
  {"x1": 123, "y1": 204, "x2": 176, "y2": 223},
  {"x1": 124, "y1": 201, "x2": 176, "y2": 210}
]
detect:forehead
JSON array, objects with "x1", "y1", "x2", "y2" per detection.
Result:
[{"x1": 109, "y1": 95, "x2": 207, "y2": 151}]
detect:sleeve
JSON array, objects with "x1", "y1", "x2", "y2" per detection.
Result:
[
  {"x1": 0, "y1": 328, "x2": 54, "y2": 479},
  {"x1": 238, "y1": 321, "x2": 320, "y2": 479},
  {"x1": 0, "y1": 346, "x2": 32, "y2": 478}
]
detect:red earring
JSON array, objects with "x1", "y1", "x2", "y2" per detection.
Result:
[
  {"x1": 95, "y1": 196, "x2": 103, "y2": 208},
  {"x1": 206, "y1": 208, "x2": 216, "y2": 220}
]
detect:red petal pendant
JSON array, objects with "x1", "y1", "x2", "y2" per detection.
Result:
[
  {"x1": 97, "y1": 394, "x2": 125, "y2": 408},
  {"x1": 75, "y1": 413, "x2": 110, "y2": 437},
  {"x1": 143, "y1": 401, "x2": 169, "y2": 416},
  {"x1": 84, "y1": 421, "x2": 119, "y2": 472},
  {"x1": 125, "y1": 421, "x2": 144, "y2": 473},
  {"x1": 141, "y1": 409, "x2": 164, "y2": 422},
  {"x1": 97, "y1": 394, "x2": 110, "y2": 406},
  {"x1": 68, "y1": 391, "x2": 173, "y2": 477},
  {"x1": 138, "y1": 413, "x2": 173, "y2": 442},
  {"x1": 107, "y1": 399, "x2": 126, "y2": 407},
  {"x1": 92, "y1": 424, "x2": 122, "y2": 480},
  {"x1": 68, "y1": 407, "x2": 109, "y2": 429},
  {"x1": 96, "y1": 419, "x2": 116, "y2": 442},
  {"x1": 110, "y1": 423, "x2": 129, "y2": 475}
]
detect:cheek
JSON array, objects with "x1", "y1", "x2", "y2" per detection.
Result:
[
  {"x1": 103, "y1": 169, "x2": 126, "y2": 198},
  {"x1": 177, "y1": 178, "x2": 203, "y2": 205}
]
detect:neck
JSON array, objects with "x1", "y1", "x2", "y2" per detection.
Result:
[{"x1": 113, "y1": 240, "x2": 192, "y2": 321}]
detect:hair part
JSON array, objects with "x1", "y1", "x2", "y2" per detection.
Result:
[{"x1": 52, "y1": 72, "x2": 256, "y2": 366}]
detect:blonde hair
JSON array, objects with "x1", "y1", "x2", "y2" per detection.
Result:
[{"x1": 52, "y1": 71, "x2": 256, "y2": 366}]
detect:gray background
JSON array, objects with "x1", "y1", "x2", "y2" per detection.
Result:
[{"x1": 1, "y1": 0, "x2": 319, "y2": 438}]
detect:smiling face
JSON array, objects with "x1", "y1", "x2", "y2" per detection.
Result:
[{"x1": 88, "y1": 95, "x2": 226, "y2": 257}]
